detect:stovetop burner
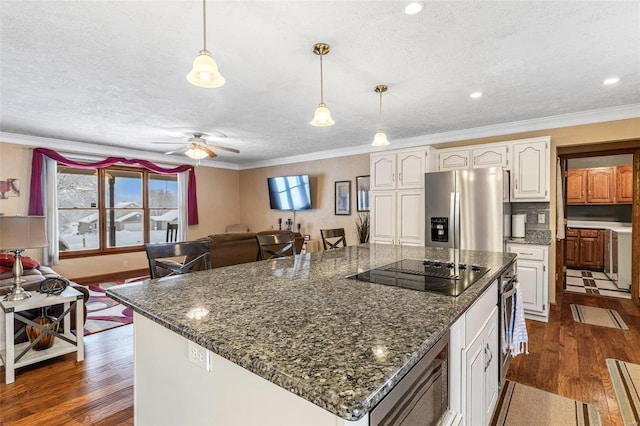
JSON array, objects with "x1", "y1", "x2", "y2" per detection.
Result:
[{"x1": 348, "y1": 259, "x2": 490, "y2": 297}]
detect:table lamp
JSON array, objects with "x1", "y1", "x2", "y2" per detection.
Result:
[{"x1": 0, "y1": 216, "x2": 48, "y2": 301}]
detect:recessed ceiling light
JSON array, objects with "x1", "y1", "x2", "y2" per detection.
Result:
[
  {"x1": 470, "y1": 92, "x2": 482, "y2": 99},
  {"x1": 603, "y1": 77, "x2": 620, "y2": 85},
  {"x1": 404, "y1": 2, "x2": 424, "y2": 15}
]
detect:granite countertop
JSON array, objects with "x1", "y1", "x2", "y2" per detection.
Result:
[
  {"x1": 107, "y1": 243, "x2": 515, "y2": 421},
  {"x1": 505, "y1": 235, "x2": 552, "y2": 245},
  {"x1": 567, "y1": 220, "x2": 632, "y2": 235}
]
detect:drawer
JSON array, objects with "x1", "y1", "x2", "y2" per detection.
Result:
[
  {"x1": 566, "y1": 228, "x2": 578, "y2": 237},
  {"x1": 507, "y1": 245, "x2": 545, "y2": 261},
  {"x1": 579, "y1": 229, "x2": 600, "y2": 238},
  {"x1": 465, "y1": 280, "x2": 498, "y2": 346}
]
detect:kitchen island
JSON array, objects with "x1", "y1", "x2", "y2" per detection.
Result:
[{"x1": 107, "y1": 243, "x2": 515, "y2": 425}]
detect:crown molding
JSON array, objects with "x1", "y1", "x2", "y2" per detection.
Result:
[
  {"x1": 239, "y1": 103, "x2": 640, "y2": 169},
  {"x1": 0, "y1": 132, "x2": 241, "y2": 170}
]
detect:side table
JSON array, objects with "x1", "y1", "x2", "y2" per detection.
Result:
[{"x1": 0, "y1": 286, "x2": 84, "y2": 384}]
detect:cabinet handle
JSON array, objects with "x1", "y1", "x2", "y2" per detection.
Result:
[
  {"x1": 515, "y1": 179, "x2": 518, "y2": 190},
  {"x1": 521, "y1": 252, "x2": 533, "y2": 256},
  {"x1": 399, "y1": 172, "x2": 402, "y2": 182},
  {"x1": 465, "y1": 158, "x2": 468, "y2": 166},
  {"x1": 392, "y1": 172, "x2": 395, "y2": 183}
]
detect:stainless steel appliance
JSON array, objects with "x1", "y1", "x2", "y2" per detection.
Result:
[
  {"x1": 370, "y1": 334, "x2": 449, "y2": 426},
  {"x1": 348, "y1": 258, "x2": 490, "y2": 297},
  {"x1": 425, "y1": 168, "x2": 508, "y2": 252},
  {"x1": 499, "y1": 261, "x2": 517, "y2": 383}
]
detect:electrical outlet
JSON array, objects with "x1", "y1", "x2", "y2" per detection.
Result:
[
  {"x1": 188, "y1": 341, "x2": 211, "y2": 372},
  {"x1": 538, "y1": 214, "x2": 545, "y2": 224}
]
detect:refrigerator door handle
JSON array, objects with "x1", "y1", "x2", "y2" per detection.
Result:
[{"x1": 451, "y1": 192, "x2": 460, "y2": 249}]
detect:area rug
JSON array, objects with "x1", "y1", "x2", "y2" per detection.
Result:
[
  {"x1": 82, "y1": 276, "x2": 148, "y2": 335},
  {"x1": 570, "y1": 304, "x2": 628, "y2": 330},
  {"x1": 606, "y1": 359, "x2": 640, "y2": 426},
  {"x1": 490, "y1": 380, "x2": 602, "y2": 426}
]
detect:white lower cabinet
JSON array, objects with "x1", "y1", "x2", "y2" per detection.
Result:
[
  {"x1": 450, "y1": 281, "x2": 499, "y2": 426},
  {"x1": 371, "y1": 190, "x2": 424, "y2": 246},
  {"x1": 506, "y1": 243, "x2": 549, "y2": 322}
]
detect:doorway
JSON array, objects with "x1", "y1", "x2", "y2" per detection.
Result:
[{"x1": 556, "y1": 142, "x2": 640, "y2": 303}]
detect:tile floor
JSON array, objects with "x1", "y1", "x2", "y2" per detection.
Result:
[{"x1": 565, "y1": 268, "x2": 631, "y2": 299}]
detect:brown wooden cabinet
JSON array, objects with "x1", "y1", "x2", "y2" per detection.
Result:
[
  {"x1": 567, "y1": 169, "x2": 588, "y2": 204},
  {"x1": 587, "y1": 167, "x2": 615, "y2": 204},
  {"x1": 565, "y1": 228, "x2": 604, "y2": 270},
  {"x1": 567, "y1": 165, "x2": 632, "y2": 205},
  {"x1": 616, "y1": 164, "x2": 633, "y2": 204}
]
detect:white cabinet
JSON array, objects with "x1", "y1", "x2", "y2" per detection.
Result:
[
  {"x1": 511, "y1": 138, "x2": 550, "y2": 201},
  {"x1": 438, "y1": 144, "x2": 509, "y2": 171},
  {"x1": 370, "y1": 190, "x2": 424, "y2": 246},
  {"x1": 507, "y1": 243, "x2": 549, "y2": 322},
  {"x1": 450, "y1": 280, "x2": 499, "y2": 426},
  {"x1": 439, "y1": 149, "x2": 470, "y2": 171},
  {"x1": 371, "y1": 148, "x2": 430, "y2": 190}
]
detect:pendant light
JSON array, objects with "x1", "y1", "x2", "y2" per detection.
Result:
[
  {"x1": 310, "y1": 43, "x2": 335, "y2": 127},
  {"x1": 371, "y1": 85, "x2": 390, "y2": 147},
  {"x1": 187, "y1": 0, "x2": 225, "y2": 88}
]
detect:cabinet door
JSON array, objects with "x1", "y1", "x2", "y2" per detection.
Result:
[
  {"x1": 587, "y1": 167, "x2": 615, "y2": 204},
  {"x1": 464, "y1": 329, "x2": 485, "y2": 426},
  {"x1": 472, "y1": 145, "x2": 508, "y2": 169},
  {"x1": 370, "y1": 191, "x2": 396, "y2": 244},
  {"x1": 517, "y1": 260, "x2": 545, "y2": 315},
  {"x1": 616, "y1": 165, "x2": 633, "y2": 204},
  {"x1": 371, "y1": 155, "x2": 396, "y2": 190},
  {"x1": 484, "y1": 309, "x2": 500, "y2": 424},
  {"x1": 397, "y1": 151, "x2": 425, "y2": 189},
  {"x1": 396, "y1": 190, "x2": 424, "y2": 246},
  {"x1": 512, "y1": 141, "x2": 548, "y2": 201},
  {"x1": 439, "y1": 149, "x2": 470, "y2": 171},
  {"x1": 567, "y1": 169, "x2": 588, "y2": 204},
  {"x1": 566, "y1": 235, "x2": 579, "y2": 267},
  {"x1": 579, "y1": 236, "x2": 600, "y2": 268}
]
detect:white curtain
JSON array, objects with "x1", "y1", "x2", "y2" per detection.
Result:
[
  {"x1": 177, "y1": 171, "x2": 189, "y2": 241},
  {"x1": 556, "y1": 158, "x2": 565, "y2": 240},
  {"x1": 44, "y1": 157, "x2": 60, "y2": 265}
]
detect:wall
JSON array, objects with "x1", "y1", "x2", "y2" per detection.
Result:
[
  {"x1": 0, "y1": 141, "x2": 241, "y2": 280},
  {"x1": 238, "y1": 154, "x2": 370, "y2": 245},
  {"x1": 568, "y1": 154, "x2": 633, "y2": 169}
]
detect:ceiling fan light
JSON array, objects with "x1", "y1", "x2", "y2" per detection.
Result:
[
  {"x1": 187, "y1": 50, "x2": 225, "y2": 88},
  {"x1": 185, "y1": 146, "x2": 209, "y2": 160},
  {"x1": 371, "y1": 129, "x2": 390, "y2": 147},
  {"x1": 310, "y1": 103, "x2": 335, "y2": 127}
]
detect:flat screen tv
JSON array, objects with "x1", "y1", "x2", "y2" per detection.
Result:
[{"x1": 267, "y1": 175, "x2": 312, "y2": 210}]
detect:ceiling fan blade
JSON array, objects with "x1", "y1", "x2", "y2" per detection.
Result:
[
  {"x1": 208, "y1": 144, "x2": 240, "y2": 154},
  {"x1": 152, "y1": 141, "x2": 186, "y2": 145},
  {"x1": 203, "y1": 147, "x2": 218, "y2": 158},
  {"x1": 164, "y1": 149, "x2": 187, "y2": 155}
]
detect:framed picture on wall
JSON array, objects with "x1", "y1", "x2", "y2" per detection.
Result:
[
  {"x1": 356, "y1": 175, "x2": 370, "y2": 212},
  {"x1": 335, "y1": 181, "x2": 351, "y2": 215}
]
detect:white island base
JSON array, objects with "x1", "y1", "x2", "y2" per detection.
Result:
[{"x1": 134, "y1": 313, "x2": 368, "y2": 426}]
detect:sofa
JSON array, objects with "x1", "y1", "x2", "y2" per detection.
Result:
[
  {"x1": 206, "y1": 230, "x2": 305, "y2": 268},
  {"x1": 0, "y1": 262, "x2": 89, "y2": 343}
]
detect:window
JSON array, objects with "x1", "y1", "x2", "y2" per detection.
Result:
[{"x1": 57, "y1": 165, "x2": 178, "y2": 257}]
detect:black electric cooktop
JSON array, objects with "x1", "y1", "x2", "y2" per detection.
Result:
[{"x1": 348, "y1": 259, "x2": 490, "y2": 297}]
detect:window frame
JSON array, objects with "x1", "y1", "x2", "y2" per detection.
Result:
[{"x1": 58, "y1": 165, "x2": 178, "y2": 259}]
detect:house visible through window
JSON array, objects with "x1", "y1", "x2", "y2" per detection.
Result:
[{"x1": 57, "y1": 165, "x2": 178, "y2": 256}]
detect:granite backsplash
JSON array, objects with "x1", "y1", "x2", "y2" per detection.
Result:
[{"x1": 511, "y1": 202, "x2": 552, "y2": 242}]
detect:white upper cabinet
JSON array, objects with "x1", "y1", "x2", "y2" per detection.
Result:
[
  {"x1": 472, "y1": 145, "x2": 509, "y2": 169},
  {"x1": 371, "y1": 148, "x2": 431, "y2": 190},
  {"x1": 511, "y1": 137, "x2": 550, "y2": 201},
  {"x1": 438, "y1": 149, "x2": 470, "y2": 171}
]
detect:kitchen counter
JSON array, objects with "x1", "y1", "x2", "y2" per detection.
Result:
[
  {"x1": 567, "y1": 220, "x2": 632, "y2": 235},
  {"x1": 107, "y1": 243, "x2": 515, "y2": 422}
]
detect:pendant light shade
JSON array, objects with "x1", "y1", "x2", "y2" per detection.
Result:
[
  {"x1": 371, "y1": 85, "x2": 390, "y2": 147},
  {"x1": 187, "y1": 0, "x2": 225, "y2": 88},
  {"x1": 310, "y1": 43, "x2": 335, "y2": 127}
]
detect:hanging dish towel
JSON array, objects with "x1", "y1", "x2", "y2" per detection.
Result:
[{"x1": 510, "y1": 281, "x2": 529, "y2": 356}]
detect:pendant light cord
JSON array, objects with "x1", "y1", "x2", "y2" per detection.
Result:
[
  {"x1": 379, "y1": 90, "x2": 383, "y2": 129},
  {"x1": 202, "y1": 0, "x2": 207, "y2": 51},
  {"x1": 319, "y1": 53, "x2": 324, "y2": 104}
]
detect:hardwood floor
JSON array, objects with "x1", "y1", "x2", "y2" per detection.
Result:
[
  {"x1": 0, "y1": 325, "x2": 133, "y2": 426},
  {"x1": 1, "y1": 291, "x2": 637, "y2": 425},
  {"x1": 507, "y1": 291, "x2": 640, "y2": 426}
]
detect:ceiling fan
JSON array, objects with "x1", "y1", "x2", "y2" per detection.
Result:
[{"x1": 152, "y1": 132, "x2": 240, "y2": 160}]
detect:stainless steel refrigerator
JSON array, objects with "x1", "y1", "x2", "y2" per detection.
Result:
[{"x1": 425, "y1": 168, "x2": 509, "y2": 252}]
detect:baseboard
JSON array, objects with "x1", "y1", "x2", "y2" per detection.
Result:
[{"x1": 72, "y1": 268, "x2": 149, "y2": 285}]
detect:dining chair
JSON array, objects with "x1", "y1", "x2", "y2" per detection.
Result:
[
  {"x1": 256, "y1": 232, "x2": 297, "y2": 260},
  {"x1": 166, "y1": 223, "x2": 179, "y2": 242},
  {"x1": 320, "y1": 228, "x2": 347, "y2": 250},
  {"x1": 144, "y1": 240, "x2": 211, "y2": 279}
]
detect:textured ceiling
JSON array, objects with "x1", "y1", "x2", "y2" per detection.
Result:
[{"x1": 1, "y1": 1, "x2": 639, "y2": 166}]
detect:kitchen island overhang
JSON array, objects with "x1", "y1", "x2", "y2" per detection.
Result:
[{"x1": 107, "y1": 243, "x2": 516, "y2": 423}]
